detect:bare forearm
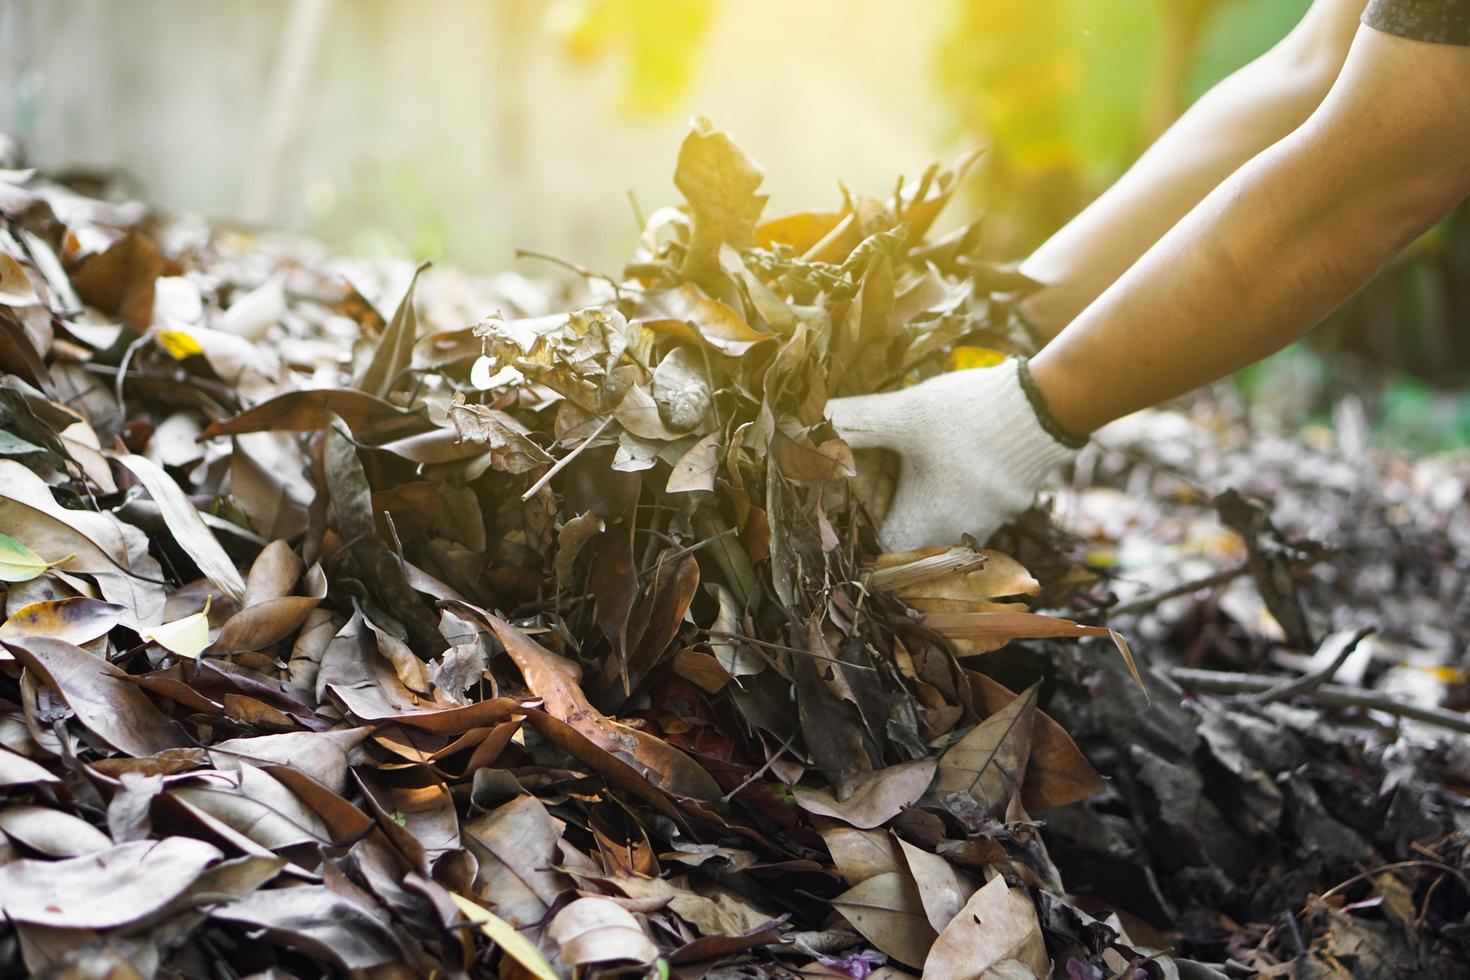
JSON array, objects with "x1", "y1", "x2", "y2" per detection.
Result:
[
  {"x1": 1020, "y1": 0, "x2": 1363, "y2": 340},
  {"x1": 1030, "y1": 28, "x2": 1470, "y2": 436}
]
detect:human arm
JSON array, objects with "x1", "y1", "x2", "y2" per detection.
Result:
[
  {"x1": 1030, "y1": 24, "x2": 1470, "y2": 436},
  {"x1": 1019, "y1": 0, "x2": 1366, "y2": 342},
  {"x1": 827, "y1": 20, "x2": 1470, "y2": 552}
]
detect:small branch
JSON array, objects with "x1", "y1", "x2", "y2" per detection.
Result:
[
  {"x1": 722, "y1": 733, "x2": 798, "y2": 803},
  {"x1": 514, "y1": 249, "x2": 640, "y2": 297},
  {"x1": 520, "y1": 416, "x2": 612, "y2": 502},
  {"x1": 637, "y1": 526, "x2": 736, "y2": 579},
  {"x1": 705, "y1": 631, "x2": 878, "y2": 671},
  {"x1": 1239, "y1": 625, "x2": 1375, "y2": 706},
  {"x1": 1104, "y1": 560, "x2": 1250, "y2": 619},
  {"x1": 1166, "y1": 666, "x2": 1470, "y2": 736}
]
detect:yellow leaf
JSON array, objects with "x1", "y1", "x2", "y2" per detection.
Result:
[
  {"x1": 158, "y1": 329, "x2": 204, "y2": 360},
  {"x1": 948, "y1": 346, "x2": 1006, "y2": 371},
  {"x1": 141, "y1": 596, "x2": 212, "y2": 658},
  {"x1": 448, "y1": 893, "x2": 559, "y2": 980}
]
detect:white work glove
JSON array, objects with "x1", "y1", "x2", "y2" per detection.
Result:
[{"x1": 825, "y1": 357, "x2": 1083, "y2": 551}]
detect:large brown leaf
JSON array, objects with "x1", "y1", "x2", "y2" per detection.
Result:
[
  {"x1": 115, "y1": 453, "x2": 246, "y2": 604},
  {"x1": 463, "y1": 793, "x2": 572, "y2": 928},
  {"x1": 0, "y1": 837, "x2": 222, "y2": 929},
  {"x1": 353, "y1": 260, "x2": 428, "y2": 399},
  {"x1": 674, "y1": 117, "x2": 767, "y2": 287},
  {"x1": 970, "y1": 672, "x2": 1104, "y2": 811},
  {"x1": 921, "y1": 875, "x2": 1049, "y2": 980},
  {"x1": 468, "y1": 606, "x2": 722, "y2": 801},
  {"x1": 547, "y1": 897, "x2": 658, "y2": 967},
  {"x1": 4, "y1": 636, "x2": 188, "y2": 757},
  {"x1": 831, "y1": 870, "x2": 937, "y2": 969},
  {"x1": 933, "y1": 681, "x2": 1038, "y2": 817},
  {"x1": 793, "y1": 759, "x2": 935, "y2": 829}
]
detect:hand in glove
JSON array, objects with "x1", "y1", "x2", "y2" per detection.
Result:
[{"x1": 824, "y1": 357, "x2": 1084, "y2": 551}]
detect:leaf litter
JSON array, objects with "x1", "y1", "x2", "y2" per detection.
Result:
[{"x1": 0, "y1": 120, "x2": 1467, "y2": 978}]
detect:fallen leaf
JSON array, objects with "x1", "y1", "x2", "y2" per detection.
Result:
[
  {"x1": 819, "y1": 823, "x2": 905, "y2": 885},
  {"x1": 141, "y1": 597, "x2": 212, "y2": 658},
  {"x1": 463, "y1": 793, "x2": 572, "y2": 928},
  {"x1": 211, "y1": 882, "x2": 401, "y2": 970},
  {"x1": 0, "y1": 837, "x2": 222, "y2": 929},
  {"x1": 354, "y1": 260, "x2": 429, "y2": 399},
  {"x1": 921, "y1": 875, "x2": 1048, "y2": 980},
  {"x1": 0, "y1": 804, "x2": 113, "y2": 857},
  {"x1": 468, "y1": 606, "x2": 722, "y2": 800},
  {"x1": 934, "y1": 682, "x2": 1037, "y2": 816},
  {"x1": 4, "y1": 636, "x2": 188, "y2": 756},
  {"x1": 0, "y1": 597, "x2": 124, "y2": 646},
  {"x1": 831, "y1": 871, "x2": 937, "y2": 969},
  {"x1": 793, "y1": 759, "x2": 936, "y2": 829},
  {"x1": 675, "y1": 116, "x2": 767, "y2": 285},
  {"x1": 115, "y1": 454, "x2": 245, "y2": 604},
  {"x1": 450, "y1": 892, "x2": 559, "y2": 980},
  {"x1": 667, "y1": 431, "x2": 722, "y2": 493},
  {"x1": 547, "y1": 896, "x2": 659, "y2": 967},
  {"x1": 897, "y1": 837, "x2": 977, "y2": 934},
  {"x1": 970, "y1": 672, "x2": 1104, "y2": 811},
  {"x1": 0, "y1": 530, "x2": 64, "y2": 582}
]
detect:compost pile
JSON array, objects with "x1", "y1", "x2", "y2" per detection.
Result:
[{"x1": 0, "y1": 120, "x2": 1468, "y2": 979}]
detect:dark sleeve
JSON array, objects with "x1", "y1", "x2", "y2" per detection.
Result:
[{"x1": 1363, "y1": 0, "x2": 1470, "y2": 44}]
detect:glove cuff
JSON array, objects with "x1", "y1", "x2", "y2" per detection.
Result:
[
  {"x1": 990, "y1": 358, "x2": 1084, "y2": 489},
  {"x1": 1015, "y1": 357, "x2": 1088, "y2": 450}
]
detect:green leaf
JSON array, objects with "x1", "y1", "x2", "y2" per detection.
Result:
[
  {"x1": 0, "y1": 532, "x2": 65, "y2": 583},
  {"x1": 448, "y1": 893, "x2": 559, "y2": 980}
]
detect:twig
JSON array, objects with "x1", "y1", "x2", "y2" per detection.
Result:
[
  {"x1": 1317, "y1": 859, "x2": 1468, "y2": 903},
  {"x1": 1239, "y1": 625, "x2": 1375, "y2": 706},
  {"x1": 722, "y1": 733, "x2": 798, "y2": 803},
  {"x1": 1280, "y1": 910, "x2": 1306, "y2": 960},
  {"x1": 1166, "y1": 667, "x2": 1470, "y2": 735},
  {"x1": 520, "y1": 416, "x2": 612, "y2": 502},
  {"x1": 514, "y1": 249, "x2": 640, "y2": 297},
  {"x1": 113, "y1": 329, "x2": 153, "y2": 418},
  {"x1": 1104, "y1": 560, "x2": 1250, "y2": 619},
  {"x1": 705, "y1": 631, "x2": 878, "y2": 671},
  {"x1": 637, "y1": 526, "x2": 736, "y2": 578}
]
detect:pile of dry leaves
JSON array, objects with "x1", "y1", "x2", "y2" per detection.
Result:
[{"x1": 0, "y1": 120, "x2": 1467, "y2": 979}]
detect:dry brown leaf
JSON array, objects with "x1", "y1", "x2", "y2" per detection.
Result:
[
  {"x1": 114, "y1": 454, "x2": 246, "y2": 605},
  {"x1": 933, "y1": 681, "x2": 1037, "y2": 816},
  {"x1": 897, "y1": 838, "x2": 978, "y2": 934},
  {"x1": 0, "y1": 837, "x2": 222, "y2": 929},
  {"x1": 667, "y1": 431, "x2": 723, "y2": 493},
  {"x1": 831, "y1": 870, "x2": 937, "y2": 969},
  {"x1": 970, "y1": 672, "x2": 1105, "y2": 811},
  {"x1": 463, "y1": 794, "x2": 573, "y2": 928},
  {"x1": 819, "y1": 822, "x2": 905, "y2": 885},
  {"x1": 793, "y1": 759, "x2": 936, "y2": 829},
  {"x1": 4, "y1": 636, "x2": 188, "y2": 757},
  {"x1": 921, "y1": 875, "x2": 1049, "y2": 980},
  {"x1": 470, "y1": 607, "x2": 722, "y2": 800},
  {"x1": 547, "y1": 896, "x2": 658, "y2": 967},
  {"x1": 0, "y1": 804, "x2": 113, "y2": 857}
]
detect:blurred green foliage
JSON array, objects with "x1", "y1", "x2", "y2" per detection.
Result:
[
  {"x1": 548, "y1": 0, "x2": 716, "y2": 117},
  {"x1": 939, "y1": 0, "x2": 1470, "y2": 451},
  {"x1": 937, "y1": 0, "x2": 1309, "y2": 249}
]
